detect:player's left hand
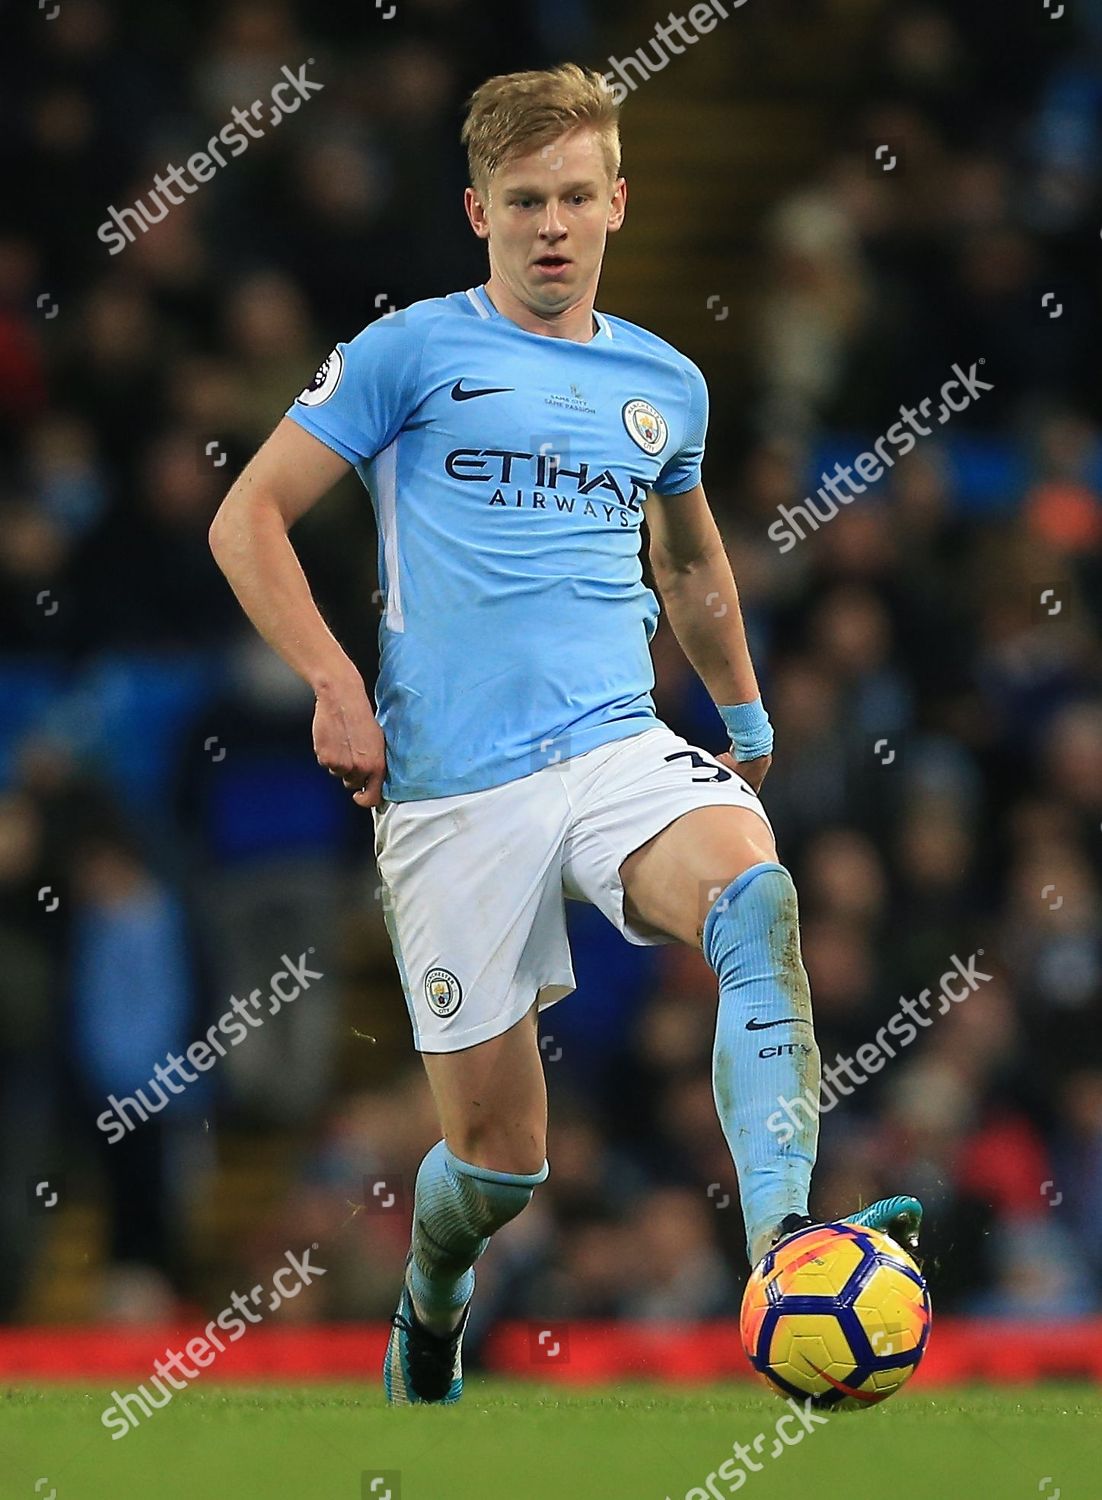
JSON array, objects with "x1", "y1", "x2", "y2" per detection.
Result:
[{"x1": 717, "y1": 749, "x2": 771, "y2": 793}]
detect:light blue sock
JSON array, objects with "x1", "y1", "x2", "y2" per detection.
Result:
[
  {"x1": 407, "y1": 1140, "x2": 548, "y2": 1328},
  {"x1": 702, "y1": 862, "x2": 821, "y2": 1262}
]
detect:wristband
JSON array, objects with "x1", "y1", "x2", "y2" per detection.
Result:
[{"x1": 719, "y1": 698, "x2": 773, "y2": 760}]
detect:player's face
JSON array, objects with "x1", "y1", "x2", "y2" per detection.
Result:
[{"x1": 466, "y1": 126, "x2": 626, "y2": 321}]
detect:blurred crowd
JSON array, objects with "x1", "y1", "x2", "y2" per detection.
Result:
[{"x1": 1, "y1": 0, "x2": 1101, "y2": 1343}]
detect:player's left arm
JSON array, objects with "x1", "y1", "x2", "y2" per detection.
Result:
[{"x1": 645, "y1": 481, "x2": 772, "y2": 790}]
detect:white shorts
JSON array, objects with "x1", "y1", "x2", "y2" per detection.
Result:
[{"x1": 373, "y1": 724, "x2": 773, "y2": 1053}]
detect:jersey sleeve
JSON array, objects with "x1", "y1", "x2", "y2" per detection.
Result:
[
  {"x1": 652, "y1": 360, "x2": 709, "y2": 496},
  {"x1": 284, "y1": 311, "x2": 428, "y2": 464}
]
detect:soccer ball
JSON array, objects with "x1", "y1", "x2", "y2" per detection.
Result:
[{"x1": 740, "y1": 1220, "x2": 931, "y2": 1410}]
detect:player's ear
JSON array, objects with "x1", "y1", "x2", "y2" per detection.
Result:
[
  {"x1": 464, "y1": 185, "x2": 492, "y2": 240},
  {"x1": 607, "y1": 177, "x2": 627, "y2": 234}
]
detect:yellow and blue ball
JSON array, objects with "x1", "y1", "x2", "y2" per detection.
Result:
[{"x1": 740, "y1": 1221, "x2": 931, "y2": 1410}]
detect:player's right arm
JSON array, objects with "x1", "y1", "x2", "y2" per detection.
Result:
[{"x1": 208, "y1": 417, "x2": 386, "y2": 808}]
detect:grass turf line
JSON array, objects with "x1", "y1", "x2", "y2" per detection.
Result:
[{"x1": 2, "y1": 1381, "x2": 1098, "y2": 1500}]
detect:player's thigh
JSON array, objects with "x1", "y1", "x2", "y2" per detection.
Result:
[
  {"x1": 420, "y1": 1000, "x2": 547, "y2": 1175},
  {"x1": 373, "y1": 775, "x2": 571, "y2": 1174},
  {"x1": 374, "y1": 773, "x2": 574, "y2": 1052},
  {"x1": 619, "y1": 803, "x2": 778, "y2": 948},
  {"x1": 562, "y1": 726, "x2": 777, "y2": 950}
]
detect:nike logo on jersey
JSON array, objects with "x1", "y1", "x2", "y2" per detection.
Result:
[
  {"x1": 745, "y1": 1017, "x2": 812, "y2": 1031},
  {"x1": 451, "y1": 381, "x2": 515, "y2": 401}
]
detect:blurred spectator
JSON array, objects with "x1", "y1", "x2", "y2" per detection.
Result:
[{"x1": 68, "y1": 826, "x2": 197, "y2": 1313}]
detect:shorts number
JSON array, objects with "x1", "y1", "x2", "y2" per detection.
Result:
[{"x1": 664, "y1": 749, "x2": 733, "y2": 783}]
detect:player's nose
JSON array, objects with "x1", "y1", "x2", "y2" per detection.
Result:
[{"x1": 538, "y1": 204, "x2": 567, "y2": 238}]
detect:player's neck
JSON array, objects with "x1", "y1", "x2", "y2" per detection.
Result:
[{"x1": 481, "y1": 277, "x2": 599, "y2": 343}]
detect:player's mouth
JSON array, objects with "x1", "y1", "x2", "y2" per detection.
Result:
[{"x1": 532, "y1": 254, "x2": 572, "y2": 278}]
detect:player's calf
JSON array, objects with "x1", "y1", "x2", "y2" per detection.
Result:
[
  {"x1": 384, "y1": 1140, "x2": 548, "y2": 1405},
  {"x1": 408, "y1": 1140, "x2": 547, "y2": 1332},
  {"x1": 702, "y1": 862, "x2": 822, "y2": 1265}
]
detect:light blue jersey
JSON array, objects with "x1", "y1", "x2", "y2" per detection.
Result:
[{"x1": 285, "y1": 284, "x2": 708, "y2": 801}]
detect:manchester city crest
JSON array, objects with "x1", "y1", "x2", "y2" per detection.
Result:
[
  {"x1": 623, "y1": 398, "x2": 669, "y2": 456},
  {"x1": 424, "y1": 967, "x2": 463, "y2": 1018}
]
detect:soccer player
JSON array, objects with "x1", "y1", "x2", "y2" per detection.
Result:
[{"x1": 209, "y1": 63, "x2": 921, "y2": 1406}]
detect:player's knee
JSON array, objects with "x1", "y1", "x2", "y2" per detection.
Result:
[
  {"x1": 702, "y1": 861, "x2": 800, "y2": 966},
  {"x1": 445, "y1": 1142, "x2": 549, "y2": 1233}
]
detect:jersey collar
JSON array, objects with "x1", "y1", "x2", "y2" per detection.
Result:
[{"x1": 466, "y1": 284, "x2": 612, "y2": 341}]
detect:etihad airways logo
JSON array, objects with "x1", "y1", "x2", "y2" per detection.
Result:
[{"x1": 445, "y1": 448, "x2": 650, "y2": 519}]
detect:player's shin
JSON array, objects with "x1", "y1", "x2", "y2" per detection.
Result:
[
  {"x1": 407, "y1": 1140, "x2": 548, "y2": 1333},
  {"x1": 702, "y1": 863, "x2": 821, "y2": 1266}
]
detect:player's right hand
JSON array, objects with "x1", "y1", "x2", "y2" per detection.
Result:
[{"x1": 312, "y1": 677, "x2": 387, "y2": 808}]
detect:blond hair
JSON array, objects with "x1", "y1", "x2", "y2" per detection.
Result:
[{"x1": 462, "y1": 63, "x2": 622, "y2": 198}]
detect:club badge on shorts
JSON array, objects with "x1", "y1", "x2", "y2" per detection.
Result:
[
  {"x1": 623, "y1": 398, "x2": 669, "y2": 456},
  {"x1": 296, "y1": 347, "x2": 343, "y2": 406},
  {"x1": 424, "y1": 967, "x2": 463, "y2": 1018}
]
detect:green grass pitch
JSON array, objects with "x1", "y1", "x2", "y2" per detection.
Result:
[{"x1": 3, "y1": 1381, "x2": 1098, "y2": 1500}]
